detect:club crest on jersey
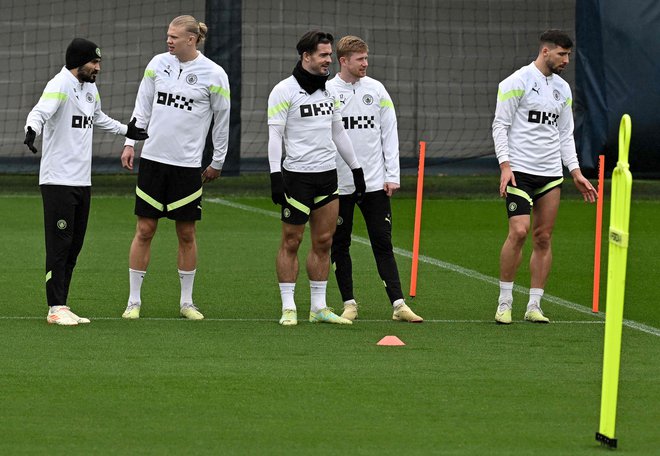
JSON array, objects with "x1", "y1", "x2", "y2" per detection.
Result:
[
  {"x1": 186, "y1": 74, "x2": 198, "y2": 85},
  {"x1": 323, "y1": 90, "x2": 330, "y2": 97},
  {"x1": 362, "y1": 94, "x2": 374, "y2": 105},
  {"x1": 85, "y1": 92, "x2": 94, "y2": 103},
  {"x1": 553, "y1": 89, "x2": 561, "y2": 101}
]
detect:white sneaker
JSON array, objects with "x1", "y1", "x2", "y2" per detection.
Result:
[
  {"x1": 524, "y1": 303, "x2": 550, "y2": 323},
  {"x1": 341, "y1": 300, "x2": 358, "y2": 321},
  {"x1": 47, "y1": 306, "x2": 86, "y2": 325},
  {"x1": 180, "y1": 303, "x2": 204, "y2": 320},
  {"x1": 65, "y1": 307, "x2": 90, "y2": 324},
  {"x1": 122, "y1": 302, "x2": 141, "y2": 319},
  {"x1": 392, "y1": 300, "x2": 423, "y2": 323},
  {"x1": 495, "y1": 300, "x2": 512, "y2": 325}
]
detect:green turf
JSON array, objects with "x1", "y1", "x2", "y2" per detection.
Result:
[{"x1": 0, "y1": 179, "x2": 659, "y2": 455}]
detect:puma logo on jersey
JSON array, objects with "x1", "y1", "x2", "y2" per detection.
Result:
[
  {"x1": 342, "y1": 116, "x2": 375, "y2": 130},
  {"x1": 300, "y1": 102, "x2": 334, "y2": 117},
  {"x1": 531, "y1": 87, "x2": 540, "y2": 95},
  {"x1": 527, "y1": 110, "x2": 558, "y2": 126},
  {"x1": 157, "y1": 91, "x2": 194, "y2": 111}
]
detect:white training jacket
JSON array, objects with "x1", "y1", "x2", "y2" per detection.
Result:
[
  {"x1": 268, "y1": 75, "x2": 351, "y2": 173},
  {"x1": 125, "y1": 52, "x2": 230, "y2": 169},
  {"x1": 25, "y1": 66, "x2": 127, "y2": 186},
  {"x1": 492, "y1": 62, "x2": 579, "y2": 176},
  {"x1": 327, "y1": 75, "x2": 400, "y2": 194}
]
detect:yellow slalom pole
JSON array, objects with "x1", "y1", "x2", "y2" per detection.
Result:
[{"x1": 596, "y1": 114, "x2": 633, "y2": 449}]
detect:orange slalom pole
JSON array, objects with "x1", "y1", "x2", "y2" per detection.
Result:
[
  {"x1": 592, "y1": 154, "x2": 606, "y2": 312},
  {"x1": 409, "y1": 141, "x2": 426, "y2": 298}
]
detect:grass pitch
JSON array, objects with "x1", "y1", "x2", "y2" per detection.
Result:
[{"x1": 0, "y1": 175, "x2": 659, "y2": 455}]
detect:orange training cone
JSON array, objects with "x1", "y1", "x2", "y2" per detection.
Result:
[{"x1": 377, "y1": 336, "x2": 406, "y2": 346}]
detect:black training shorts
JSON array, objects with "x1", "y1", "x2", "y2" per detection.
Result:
[
  {"x1": 505, "y1": 171, "x2": 563, "y2": 217},
  {"x1": 281, "y1": 168, "x2": 338, "y2": 225},
  {"x1": 135, "y1": 157, "x2": 203, "y2": 221}
]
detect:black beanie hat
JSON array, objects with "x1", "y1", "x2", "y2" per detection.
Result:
[{"x1": 65, "y1": 38, "x2": 101, "y2": 70}]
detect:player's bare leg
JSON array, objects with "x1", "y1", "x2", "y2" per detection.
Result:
[
  {"x1": 307, "y1": 200, "x2": 337, "y2": 281},
  {"x1": 496, "y1": 214, "x2": 530, "y2": 324},
  {"x1": 307, "y1": 200, "x2": 351, "y2": 325},
  {"x1": 529, "y1": 188, "x2": 560, "y2": 290},
  {"x1": 123, "y1": 216, "x2": 158, "y2": 319},
  {"x1": 277, "y1": 222, "x2": 304, "y2": 325},
  {"x1": 525, "y1": 188, "x2": 560, "y2": 323},
  {"x1": 277, "y1": 222, "x2": 304, "y2": 283},
  {"x1": 129, "y1": 216, "x2": 158, "y2": 271},
  {"x1": 175, "y1": 220, "x2": 203, "y2": 319}
]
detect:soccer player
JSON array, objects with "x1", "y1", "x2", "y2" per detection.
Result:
[
  {"x1": 120, "y1": 15, "x2": 230, "y2": 320},
  {"x1": 492, "y1": 30, "x2": 597, "y2": 324},
  {"x1": 267, "y1": 30, "x2": 366, "y2": 326},
  {"x1": 24, "y1": 38, "x2": 148, "y2": 326},
  {"x1": 327, "y1": 36, "x2": 422, "y2": 323}
]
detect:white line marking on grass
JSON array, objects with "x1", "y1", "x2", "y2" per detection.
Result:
[{"x1": 208, "y1": 198, "x2": 660, "y2": 338}]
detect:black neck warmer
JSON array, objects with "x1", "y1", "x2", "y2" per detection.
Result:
[{"x1": 292, "y1": 61, "x2": 328, "y2": 95}]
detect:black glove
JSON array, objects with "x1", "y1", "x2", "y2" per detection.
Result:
[
  {"x1": 351, "y1": 167, "x2": 366, "y2": 204},
  {"x1": 24, "y1": 127, "x2": 37, "y2": 154},
  {"x1": 125, "y1": 117, "x2": 149, "y2": 141},
  {"x1": 270, "y1": 172, "x2": 286, "y2": 205}
]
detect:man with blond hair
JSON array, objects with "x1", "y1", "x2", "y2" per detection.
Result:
[
  {"x1": 327, "y1": 35, "x2": 422, "y2": 323},
  {"x1": 120, "y1": 15, "x2": 230, "y2": 320}
]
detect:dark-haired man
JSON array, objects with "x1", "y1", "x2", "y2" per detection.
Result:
[
  {"x1": 24, "y1": 38, "x2": 148, "y2": 325},
  {"x1": 492, "y1": 29, "x2": 597, "y2": 324},
  {"x1": 267, "y1": 30, "x2": 366, "y2": 326}
]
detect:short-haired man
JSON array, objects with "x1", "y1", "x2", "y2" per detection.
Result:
[
  {"x1": 492, "y1": 30, "x2": 597, "y2": 324},
  {"x1": 24, "y1": 38, "x2": 148, "y2": 325},
  {"x1": 328, "y1": 35, "x2": 422, "y2": 322},
  {"x1": 267, "y1": 30, "x2": 366, "y2": 326}
]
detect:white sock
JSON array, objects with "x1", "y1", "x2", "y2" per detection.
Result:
[
  {"x1": 279, "y1": 283, "x2": 296, "y2": 311},
  {"x1": 392, "y1": 298, "x2": 405, "y2": 308},
  {"x1": 528, "y1": 288, "x2": 544, "y2": 309},
  {"x1": 309, "y1": 280, "x2": 327, "y2": 313},
  {"x1": 129, "y1": 268, "x2": 146, "y2": 305},
  {"x1": 498, "y1": 281, "x2": 514, "y2": 304},
  {"x1": 179, "y1": 269, "x2": 196, "y2": 306}
]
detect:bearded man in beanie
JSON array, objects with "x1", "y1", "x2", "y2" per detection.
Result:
[{"x1": 24, "y1": 38, "x2": 148, "y2": 326}]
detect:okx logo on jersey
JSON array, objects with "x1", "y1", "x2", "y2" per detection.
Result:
[
  {"x1": 157, "y1": 91, "x2": 194, "y2": 111},
  {"x1": 342, "y1": 116, "x2": 375, "y2": 130},
  {"x1": 71, "y1": 115, "x2": 93, "y2": 128},
  {"x1": 300, "y1": 102, "x2": 333, "y2": 118},
  {"x1": 527, "y1": 110, "x2": 558, "y2": 126}
]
